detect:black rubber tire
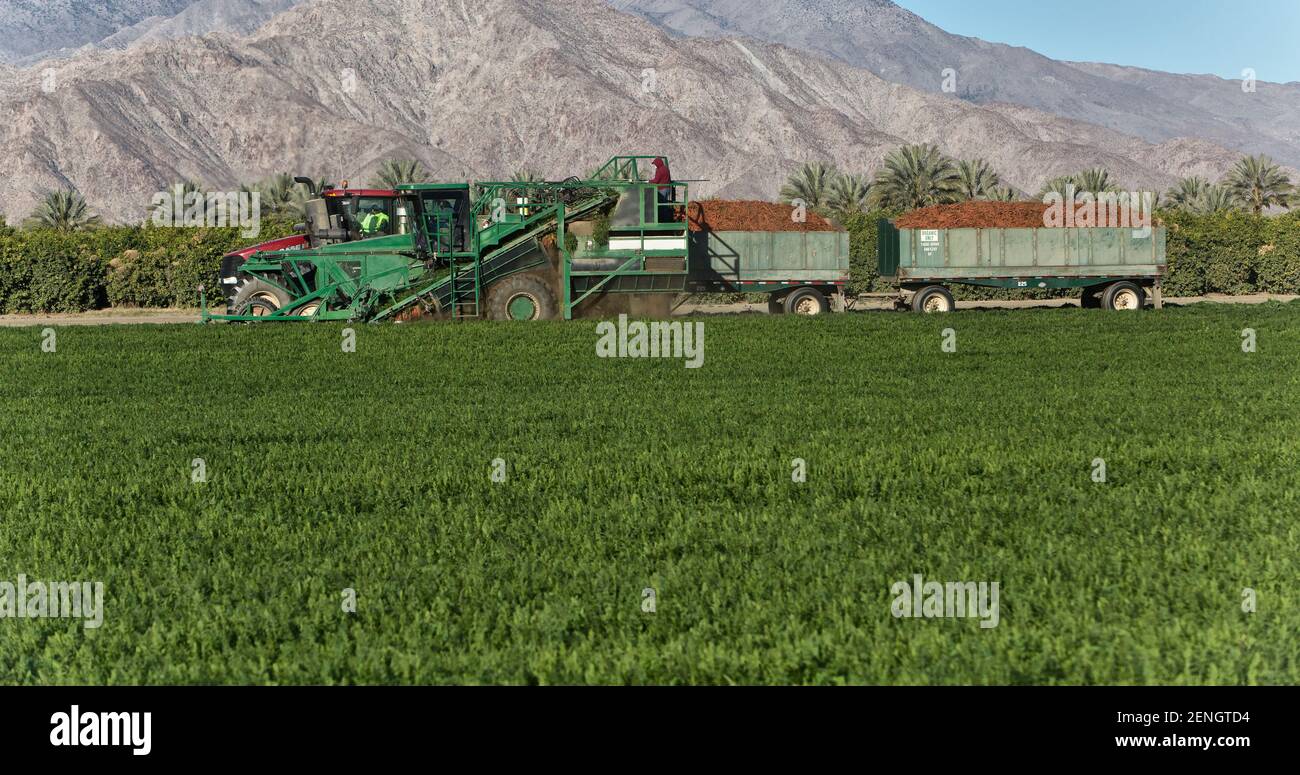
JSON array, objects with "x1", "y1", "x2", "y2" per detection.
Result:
[
  {"x1": 911, "y1": 285, "x2": 954, "y2": 313},
  {"x1": 243, "y1": 297, "x2": 281, "y2": 317},
  {"x1": 230, "y1": 278, "x2": 290, "y2": 316},
  {"x1": 784, "y1": 286, "x2": 829, "y2": 316},
  {"x1": 294, "y1": 300, "x2": 324, "y2": 318},
  {"x1": 1102, "y1": 281, "x2": 1146, "y2": 311},
  {"x1": 486, "y1": 273, "x2": 559, "y2": 321}
]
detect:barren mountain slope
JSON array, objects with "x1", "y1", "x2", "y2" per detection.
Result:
[
  {"x1": 97, "y1": 0, "x2": 303, "y2": 51},
  {"x1": 0, "y1": 0, "x2": 1250, "y2": 222},
  {"x1": 0, "y1": 0, "x2": 196, "y2": 62},
  {"x1": 617, "y1": 0, "x2": 1300, "y2": 167}
]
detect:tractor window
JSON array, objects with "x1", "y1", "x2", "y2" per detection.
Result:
[
  {"x1": 355, "y1": 198, "x2": 395, "y2": 237},
  {"x1": 420, "y1": 192, "x2": 470, "y2": 253}
]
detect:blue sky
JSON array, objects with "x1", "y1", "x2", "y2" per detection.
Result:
[{"x1": 893, "y1": 0, "x2": 1300, "y2": 83}]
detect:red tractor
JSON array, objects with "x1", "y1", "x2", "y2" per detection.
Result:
[{"x1": 218, "y1": 177, "x2": 402, "y2": 307}]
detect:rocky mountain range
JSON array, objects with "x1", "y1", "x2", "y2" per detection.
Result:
[
  {"x1": 97, "y1": 0, "x2": 301, "y2": 53},
  {"x1": 617, "y1": 0, "x2": 1300, "y2": 168},
  {"x1": 0, "y1": 0, "x2": 1288, "y2": 222},
  {"x1": 0, "y1": 1, "x2": 197, "y2": 63}
]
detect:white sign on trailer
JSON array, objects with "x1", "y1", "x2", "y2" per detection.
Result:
[{"x1": 920, "y1": 230, "x2": 940, "y2": 257}]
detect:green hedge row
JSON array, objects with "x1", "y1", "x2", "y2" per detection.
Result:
[
  {"x1": 1160, "y1": 210, "x2": 1300, "y2": 297},
  {"x1": 0, "y1": 218, "x2": 297, "y2": 313},
  {"x1": 0, "y1": 212, "x2": 1297, "y2": 312}
]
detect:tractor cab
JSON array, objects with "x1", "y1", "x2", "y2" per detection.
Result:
[
  {"x1": 219, "y1": 180, "x2": 401, "y2": 305},
  {"x1": 398, "y1": 183, "x2": 473, "y2": 255},
  {"x1": 304, "y1": 188, "x2": 406, "y2": 243},
  {"x1": 326, "y1": 190, "x2": 406, "y2": 239}
]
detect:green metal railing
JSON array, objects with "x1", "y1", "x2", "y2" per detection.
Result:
[{"x1": 591, "y1": 156, "x2": 654, "y2": 182}]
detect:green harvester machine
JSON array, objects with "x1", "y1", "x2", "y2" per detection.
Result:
[{"x1": 201, "y1": 156, "x2": 698, "y2": 323}]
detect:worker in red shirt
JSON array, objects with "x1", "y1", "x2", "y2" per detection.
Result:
[
  {"x1": 649, "y1": 157, "x2": 674, "y2": 222},
  {"x1": 650, "y1": 157, "x2": 673, "y2": 199}
]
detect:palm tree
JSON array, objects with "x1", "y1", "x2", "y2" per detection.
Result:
[
  {"x1": 373, "y1": 159, "x2": 431, "y2": 189},
  {"x1": 870, "y1": 144, "x2": 961, "y2": 210},
  {"x1": 1037, "y1": 169, "x2": 1118, "y2": 200},
  {"x1": 1074, "y1": 167, "x2": 1117, "y2": 194},
  {"x1": 256, "y1": 173, "x2": 300, "y2": 217},
  {"x1": 780, "y1": 162, "x2": 837, "y2": 209},
  {"x1": 1194, "y1": 185, "x2": 1242, "y2": 214},
  {"x1": 988, "y1": 185, "x2": 1022, "y2": 201},
  {"x1": 956, "y1": 158, "x2": 1001, "y2": 201},
  {"x1": 1164, "y1": 177, "x2": 1209, "y2": 210},
  {"x1": 25, "y1": 190, "x2": 101, "y2": 231},
  {"x1": 1037, "y1": 175, "x2": 1076, "y2": 199},
  {"x1": 149, "y1": 179, "x2": 207, "y2": 221},
  {"x1": 825, "y1": 173, "x2": 872, "y2": 219},
  {"x1": 247, "y1": 173, "x2": 322, "y2": 219},
  {"x1": 1224, "y1": 154, "x2": 1293, "y2": 214}
]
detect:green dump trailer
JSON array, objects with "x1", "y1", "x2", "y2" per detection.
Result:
[
  {"x1": 687, "y1": 229, "x2": 850, "y2": 314},
  {"x1": 877, "y1": 220, "x2": 1167, "y2": 312}
]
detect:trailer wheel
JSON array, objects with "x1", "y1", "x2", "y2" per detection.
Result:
[
  {"x1": 295, "y1": 301, "x2": 322, "y2": 318},
  {"x1": 785, "y1": 287, "x2": 828, "y2": 316},
  {"x1": 487, "y1": 274, "x2": 558, "y2": 321},
  {"x1": 1102, "y1": 281, "x2": 1145, "y2": 311},
  {"x1": 231, "y1": 279, "x2": 290, "y2": 316},
  {"x1": 911, "y1": 285, "x2": 954, "y2": 313}
]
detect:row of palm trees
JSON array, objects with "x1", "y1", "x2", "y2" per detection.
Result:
[
  {"x1": 780, "y1": 144, "x2": 1022, "y2": 218},
  {"x1": 780, "y1": 144, "x2": 1297, "y2": 219},
  {"x1": 1042, "y1": 156, "x2": 1294, "y2": 215},
  {"x1": 18, "y1": 158, "x2": 438, "y2": 233},
  {"x1": 146, "y1": 175, "x2": 320, "y2": 223},
  {"x1": 1162, "y1": 156, "x2": 1294, "y2": 215},
  {"x1": 17, "y1": 150, "x2": 1297, "y2": 233}
]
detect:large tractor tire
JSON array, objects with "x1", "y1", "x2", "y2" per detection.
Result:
[
  {"x1": 230, "y1": 278, "x2": 290, "y2": 317},
  {"x1": 487, "y1": 274, "x2": 559, "y2": 321}
]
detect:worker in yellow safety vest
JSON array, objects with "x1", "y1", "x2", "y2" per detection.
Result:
[{"x1": 360, "y1": 205, "x2": 390, "y2": 235}]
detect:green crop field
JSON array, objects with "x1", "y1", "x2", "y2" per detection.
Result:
[{"x1": 1, "y1": 303, "x2": 1297, "y2": 685}]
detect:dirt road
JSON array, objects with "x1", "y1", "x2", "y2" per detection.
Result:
[{"x1": 0, "y1": 308, "x2": 203, "y2": 327}]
